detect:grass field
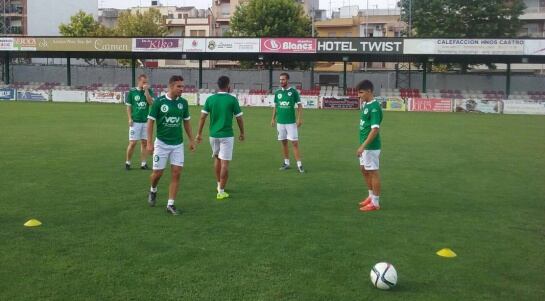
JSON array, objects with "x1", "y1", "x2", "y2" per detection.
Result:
[{"x1": 0, "y1": 101, "x2": 544, "y2": 301}]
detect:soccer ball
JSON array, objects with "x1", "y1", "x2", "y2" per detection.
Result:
[{"x1": 370, "y1": 262, "x2": 397, "y2": 290}]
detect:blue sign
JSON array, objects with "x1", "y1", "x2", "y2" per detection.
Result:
[{"x1": 0, "y1": 88, "x2": 15, "y2": 100}]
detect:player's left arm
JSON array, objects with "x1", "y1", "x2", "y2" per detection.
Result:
[
  {"x1": 182, "y1": 104, "x2": 195, "y2": 151},
  {"x1": 295, "y1": 90, "x2": 303, "y2": 127},
  {"x1": 234, "y1": 99, "x2": 244, "y2": 141}
]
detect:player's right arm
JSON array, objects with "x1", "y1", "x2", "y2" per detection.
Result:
[
  {"x1": 125, "y1": 92, "x2": 133, "y2": 126},
  {"x1": 271, "y1": 106, "x2": 276, "y2": 127},
  {"x1": 196, "y1": 99, "x2": 210, "y2": 144}
]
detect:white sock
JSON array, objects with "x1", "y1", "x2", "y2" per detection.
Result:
[
  {"x1": 297, "y1": 161, "x2": 302, "y2": 167},
  {"x1": 372, "y1": 195, "x2": 380, "y2": 207},
  {"x1": 284, "y1": 159, "x2": 290, "y2": 165},
  {"x1": 141, "y1": 161, "x2": 147, "y2": 166},
  {"x1": 167, "y1": 199, "x2": 175, "y2": 206},
  {"x1": 219, "y1": 189, "x2": 224, "y2": 194},
  {"x1": 150, "y1": 186, "x2": 157, "y2": 193},
  {"x1": 368, "y1": 190, "x2": 374, "y2": 197},
  {"x1": 217, "y1": 182, "x2": 221, "y2": 191},
  {"x1": 125, "y1": 161, "x2": 131, "y2": 165}
]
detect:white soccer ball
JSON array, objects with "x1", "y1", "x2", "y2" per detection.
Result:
[{"x1": 370, "y1": 262, "x2": 397, "y2": 290}]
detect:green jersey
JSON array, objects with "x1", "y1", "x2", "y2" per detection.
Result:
[
  {"x1": 359, "y1": 99, "x2": 383, "y2": 150},
  {"x1": 148, "y1": 94, "x2": 190, "y2": 145},
  {"x1": 274, "y1": 87, "x2": 301, "y2": 124},
  {"x1": 125, "y1": 87, "x2": 155, "y2": 123},
  {"x1": 202, "y1": 92, "x2": 243, "y2": 138}
]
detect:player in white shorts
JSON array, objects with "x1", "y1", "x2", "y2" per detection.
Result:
[
  {"x1": 146, "y1": 75, "x2": 196, "y2": 215},
  {"x1": 125, "y1": 74, "x2": 154, "y2": 170},
  {"x1": 271, "y1": 73, "x2": 304, "y2": 173},
  {"x1": 356, "y1": 80, "x2": 383, "y2": 212},
  {"x1": 196, "y1": 76, "x2": 244, "y2": 200}
]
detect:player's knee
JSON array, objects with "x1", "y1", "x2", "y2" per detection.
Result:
[
  {"x1": 291, "y1": 140, "x2": 299, "y2": 147},
  {"x1": 129, "y1": 141, "x2": 137, "y2": 147},
  {"x1": 141, "y1": 140, "x2": 147, "y2": 147},
  {"x1": 281, "y1": 140, "x2": 288, "y2": 145},
  {"x1": 171, "y1": 168, "x2": 182, "y2": 178}
]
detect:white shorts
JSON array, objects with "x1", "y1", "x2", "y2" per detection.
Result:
[
  {"x1": 129, "y1": 122, "x2": 148, "y2": 141},
  {"x1": 359, "y1": 150, "x2": 381, "y2": 171},
  {"x1": 210, "y1": 137, "x2": 234, "y2": 161},
  {"x1": 277, "y1": 123, "x2": 298, "y2": 141},
  {"x1": 152, "y1": 139, "x2": 184, "y2": 170}
]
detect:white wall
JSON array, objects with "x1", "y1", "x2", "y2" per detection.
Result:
[{"x1": 27, "y1": 0, "x2": 98, "y2": 36}]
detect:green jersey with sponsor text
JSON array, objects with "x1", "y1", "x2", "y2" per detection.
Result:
[
  {"x1": 148, "y1": 95, "x2": 190, "y2": 145},
  {"x1": 202, "y1": 92, "x2": 243, "y2": 138},
  {"x1": 274, "y1": 87, "x2": 301, "y2": 124},
  {"x1": 126, "y1": 87, "x2": 155, "y2": 123},
  {"x1": 359, "y1": 99, "x2": 383, "y2": 150}
]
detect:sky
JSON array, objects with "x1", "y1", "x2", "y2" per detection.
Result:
[{"x1": 99, "y1": 0, "x2": 398, "y2": 11}]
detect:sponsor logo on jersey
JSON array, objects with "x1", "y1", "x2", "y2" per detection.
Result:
[
  {"x1": 137, "y1": 102, "x2": 147, "y2": 108},
  {"x1": 279, "y1": 101, "x2": 290, "y2": 106},
  {"x1": 164, "y1": 117, "x2": 180, "y2": 124}
]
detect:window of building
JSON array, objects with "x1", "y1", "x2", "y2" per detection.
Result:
[{"x1": 190, "y1": 30, "x2": 206, "y2": 37}]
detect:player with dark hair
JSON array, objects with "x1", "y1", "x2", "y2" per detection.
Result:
[
  {"x1": 271, "y1": 72, "x2": 304, "y2": 173},
  {"x1": 356, "y1": 80, "x2": 383, "y2": 212},
  {"x1": 196, "y1": 76, "x2": 245, "y2": 200},
  {"x1": 125, "y1": 74, "x2": 154, "y2": 170},
  {"x1": 146, "y1": 75, "x2": 196, "y2": 215}
]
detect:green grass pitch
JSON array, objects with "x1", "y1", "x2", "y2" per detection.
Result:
[{"x1": 0, "y1": 102, "x2": 544, "y2": 300}]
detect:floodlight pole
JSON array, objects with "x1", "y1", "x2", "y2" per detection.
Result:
[
  {"x1": 4, "y1": 51, "x2": 10, "y2": 84},
  {"x1": 66, "y1": 54, "x2": 71, "y2": 87},
  {"x1": 198, "y1": 58, "x2": 203, "y2": 89},
  {"x1": 131, "y1": 57, "x2": 136, "y2": 88},
  {"x1": 506, "y1": 62, "x2": 511, "y2": 98},
  {"x1": 268, "y1": 59, "x2": 273, "y2": 93},
  {"x1": 422, "y1": 60, "x2": 427, "y2": 93},
  {"x1": 343, "y1": 60, "x2": 347, "y2": 95}
]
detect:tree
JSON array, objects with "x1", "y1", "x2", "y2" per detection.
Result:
[
  {"x1": 59, "y1": 11, "x2": 114, "y2": 65},
  {"x1": 398, "y1": 0, "x2": 526, "y2": 71},
  {"x1": 229, "y1": 0, "x2": 312, "y2": 69},
  {"x1": 399, "y1": 0, "x2": 525, "y2": 38},
  {"x1": 114, "y1": 8, "x2": 168, "y2": 37}
]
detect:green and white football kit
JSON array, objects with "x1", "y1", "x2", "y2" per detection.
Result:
[
  {"x1": 274, "y1": 87, "x2": 301, "y2": 141},
  {"x1": 148, "y1": 94, "x2": 190, "y2": 170},
  {"x1": 359, "y1": 99, "x2": 383, "y2": 170},
  {"x1": 201, "y1": 92, "x2": 243, "y2": 161},
  {"x1": 126, "y1": 87, "x2": 155, "y2": 141}
]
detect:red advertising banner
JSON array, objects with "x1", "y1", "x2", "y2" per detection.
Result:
[
  {"x1": 260, "y1": 38, "x2": 316, "y2": 53},
  {"x1": 409, "y1": 98, "x2": 452, "y2": 112}
]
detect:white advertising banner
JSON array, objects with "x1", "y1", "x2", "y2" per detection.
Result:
[
  {"x1": 88, "y1": 91, "x2": 124, "y2": 103},
  {"x1": 52, "y1": 90, "x2": 86, "y2": 103},
  {"x1": 404, "y1": 39, "x2": 525, "y2": 55},
  {"x1": 299, "y1": 96, "x2": 319, "y2": 109},
  {"x1": 524, "y1": 40, "x2": 545, "y2": 56},
  {"x1": 181, "y1": 93, "x2": 198, "y2": 106},
  {"x1": 182, "y1": 38, "x2": 206, "y2": 52},
  {"x1": 237, "y1": 93, "x2": 274, "y2": 107},
  {"x1": 503, "y1": 100, "x2": 545, "y2": 115},
  {"x1": 205, "y1": 38, "x2": 260, "y2": 53},
  {"x1": 199, "y1": 93, "x2": 214, "y2": 106},
  {"x1": 16, "y1": 89, "x2": 49, "y2": 101},
  {"x1": 454, "y1": 99, "x2": 503, "y2": 114}
]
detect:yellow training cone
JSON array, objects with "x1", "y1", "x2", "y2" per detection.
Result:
[
  {"x1": 24, "y1": 219, "x2": 42, "y2": 227},
  {"x1": 436, "y1": 248, "x2": 457, "y2": 258}
]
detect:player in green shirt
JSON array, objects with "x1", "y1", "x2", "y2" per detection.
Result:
[
  {"x1": 196, "y1": 76, "x2": 245, "y2": 200},
  {"x1": 271, "y1": 73, "x2": 304, "y2": 173},
  {"x1": 356, "y1": 80, "x2": 383, "y2": 212},
  {"x1": 146, "y1": 75, "x2": 196, "y2": 215},
  {"x1": 125, "y1": 74, "x2": 154, "y2": 170}
]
